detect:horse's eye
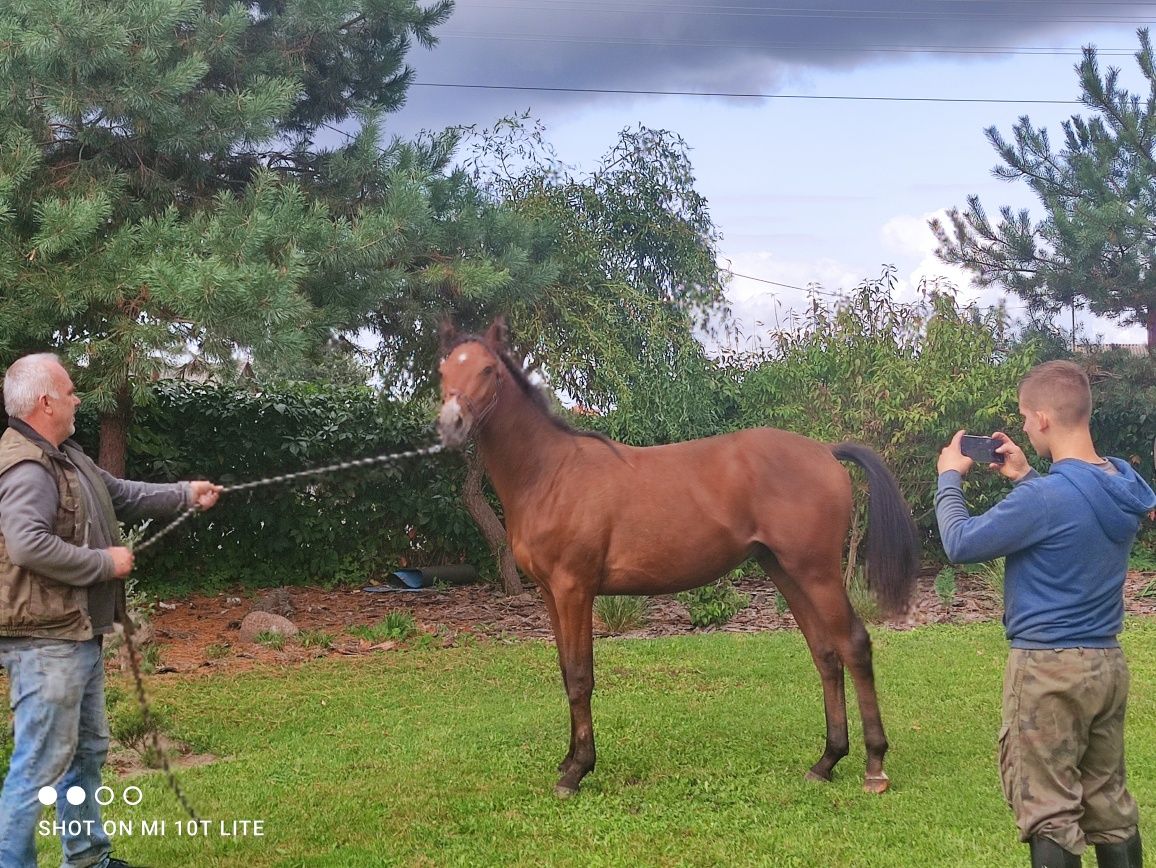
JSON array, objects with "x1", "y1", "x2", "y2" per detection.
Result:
[{"x1": 482, "y1": 365, "x2": 495, "y2": 376}]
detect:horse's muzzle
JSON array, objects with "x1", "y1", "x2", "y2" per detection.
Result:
[{"x1": 437, "y1": 397, "x2": 470, "y2": 449}]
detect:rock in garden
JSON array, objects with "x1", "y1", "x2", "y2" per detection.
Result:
[{"x1": 238, "y1": 611, "x2": 299, "y2": 644}]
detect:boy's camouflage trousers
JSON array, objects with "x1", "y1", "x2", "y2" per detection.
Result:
[{"x1": 1000, "y1": 647, "x2": 1139, "y2": 854}]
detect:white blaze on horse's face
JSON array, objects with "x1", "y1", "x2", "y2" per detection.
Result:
[{"x1": 437, "y1": 341, "x2": 500, "y2": 449}]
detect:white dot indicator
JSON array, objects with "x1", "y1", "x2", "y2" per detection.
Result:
[
  {"x1": 37, "y1": 786, "x2": 57, "y2": 806},
  {"x1": 66, "y1": 786, "x2": 86, "y2": 806}
]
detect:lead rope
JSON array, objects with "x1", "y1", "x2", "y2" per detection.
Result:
[
  {"x1": 134, "y1": 443, "x2": 445, "y2": 554},
  {"x1": 121, "y1": 442, "x2": 445, "y2": 819}
]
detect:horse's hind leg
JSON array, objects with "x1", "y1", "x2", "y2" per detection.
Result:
[
  {"x1": 847, "y1": 619, "x2": 890, "y2": 793},
  {"x1": 796, "y1": 575, "x2": 892, "y2": 794},
  {"x1": 758, "y1": 553, "x2": 850, "y2": 784}
]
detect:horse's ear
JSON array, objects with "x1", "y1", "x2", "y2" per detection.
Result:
[
  {"x1": 484, "y1": 316, "x2": 509, "y2": 349},
  {"x1": 438, "y1": 317, "x2": 457, "y2": 355}
]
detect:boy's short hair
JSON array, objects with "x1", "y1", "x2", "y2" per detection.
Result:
[{"x1": 1018, "y1": 360, "x2": 1092, "y2": 426}]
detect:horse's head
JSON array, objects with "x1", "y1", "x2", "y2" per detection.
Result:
[{"x1": 437, "y1": 318, "x2": 508, "y2": 449}]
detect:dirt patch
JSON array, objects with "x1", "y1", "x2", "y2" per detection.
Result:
[
  {"x1": 141, "y1": 570, "x2": 1156, "y2": 675},
  {"x1": 106, "y1": 734, "x2": 218, "y2": 778}
]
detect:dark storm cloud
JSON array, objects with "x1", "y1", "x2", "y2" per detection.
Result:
[{"x1": 391, "y1": 0, "x2": 1155, "y2": 132}]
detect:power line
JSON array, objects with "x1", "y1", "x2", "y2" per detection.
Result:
[
  {"x1": 440, "y1": 31, "x2": 1139, "y2": 56},
  {"x1": 505, "y1": 0, "x2": 1156, "y2": 7},
  {"x1": 726, "y1": 270, "x2": 1037, "y2": 311},
  {"x1": 412, "y1": 81, "x2": 1081, "y2": 105},
  {"x1": 470, "y1": 0, "x2": 1156, "y2": 24},
  {"x1": 727, "y1": 271, "x2": 812, "y2": 293}
]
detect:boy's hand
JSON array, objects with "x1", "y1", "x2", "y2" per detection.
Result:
[
  {"x1": 991, "y1": 432, "x2": 1032, "y2": 482},
  {"x1": 938, "y1": 430, "x2": 974, "y2": 477}
]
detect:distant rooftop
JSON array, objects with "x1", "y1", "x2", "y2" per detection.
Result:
[{"x1": 1076, "y1": 343, "x2": 1150, "y2": 358}]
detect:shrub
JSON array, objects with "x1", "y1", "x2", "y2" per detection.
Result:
[
  {"x1": 299, "y1": 630, "x2": 334, "y2": 649},
  {"x1": 594, "y1": 596, "x2": 648, "y2": 633},
  {"x1": 846, "y1": 570, "x2": 882, "y2": 623},
  {"x1": 677, "y1": 579, "x2": 749, "y2": 628},
  {"x1": 350, "y1": 612, "x2": 416, "y2": 643},
  {"x1": 109, "y1": 701, "x2": 169, "y2": 769},
  {"x1": 1132, "y1": 541, "x2": 1156, "y2": 573},
  {"x1": 967, "y1": 560, "x2": 1006, "y2": 598},
  {"x1": 1088, "y1": 351, "x2": 1155, "y2": 486},
  {"x1": 774, "y1": 590, "x2": 789, "y2": 615},
  {"x1": 1087, "y1": 351, "x2": 1156, "y2": 550},
  {"x1": 255, "y1": 631, "x2": 286, "y2": 650},
  {"x1": 935, "y1": 567, "x2": 957, "y2": 608}
]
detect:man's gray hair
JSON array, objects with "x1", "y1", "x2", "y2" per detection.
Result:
[{"x1": 4, "y1": 353, "x2": 64, "y2": 419}]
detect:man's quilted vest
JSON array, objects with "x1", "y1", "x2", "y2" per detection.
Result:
[{"x1": 0, "y1": 426, "x2": 95, "y2": 640}]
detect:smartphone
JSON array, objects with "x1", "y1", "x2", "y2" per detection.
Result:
[{"x1": 960, "y1": 434, "x2": 1005, "y2": 465}]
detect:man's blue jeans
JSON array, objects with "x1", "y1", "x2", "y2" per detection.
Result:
[{"x1": 0, "y1": 636, "x2": 113, "y2": 868}]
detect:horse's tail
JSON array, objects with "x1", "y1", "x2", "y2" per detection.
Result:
[{"x1": 830, "y1": 442, "x2": 920, "y2": 615}]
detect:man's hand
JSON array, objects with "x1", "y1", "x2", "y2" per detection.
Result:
[
  {"x1": 938, "y1": 430, "x2": 975, "y2": 477},
  {"x1": 188, "y1": 480, "x2": 224, "y2": 511},
  {"x1": 991, "y1": 432, "x2": 1033, "y2": 482},
  {"x1": 108, "y1": 546, "x2": 134, "y2": 578}
]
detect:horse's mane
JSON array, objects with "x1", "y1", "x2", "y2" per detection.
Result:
[{"x1": 444, "y1": 333, "x2": 617, "y2": 448}]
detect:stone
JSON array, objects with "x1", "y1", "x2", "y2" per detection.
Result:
[{"x1": 238, "y1": 611, "x2": 299, "y2": 645}]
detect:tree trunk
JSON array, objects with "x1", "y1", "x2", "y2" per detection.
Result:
[
  {"x1": 461, "y1": 449, "x2": 524, "y2": 595},
  {"x1": 1147, "y1": 306, "x2": 1155, "y2": 352},
  {"x1": 97, "y1": 384, "x2": 131, "y2": 476}
]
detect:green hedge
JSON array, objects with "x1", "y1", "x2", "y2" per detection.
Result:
[
  {"x1": 89, "y1": 382, "x2": 485, "y2": 594},
  {"x1": 1090, "y1": 350, "x2": 1156, "y2": 484},
  {"x1": 1090, "y1": 350, "x2": 1156, "y2": 551}
]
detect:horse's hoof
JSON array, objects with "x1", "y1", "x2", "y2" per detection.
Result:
[
  {"x1": 554, "y1": 784, "x2": 579, "y2": 799},
  {"x1": 863, "y1": 772, "x2": 890, "y2": 794},
  {"x1": 804, "y1": 769, "x2": 832, "y2": 784}
]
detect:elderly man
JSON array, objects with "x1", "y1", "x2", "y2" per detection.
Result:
[{"x1": 0, "y1": 353, "x2": 222, "y2": 868}]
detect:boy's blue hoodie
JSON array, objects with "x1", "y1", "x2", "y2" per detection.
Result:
[{"x1": 936, "y1": 457, "x2": 1156, "y2": 649}]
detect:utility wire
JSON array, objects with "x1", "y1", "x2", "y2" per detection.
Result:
[
  {"x1": 469, "y1": 0, "x2": 1156, "y2": 23},
  {"x1": 502, "y1": 0, "x2": 1156, "y2": 8},
  {"x1": 412, "y1": 82, "x2": 1081, "y2": 104},
  {"x1": 726, "y1": 270, "x2": 1036, "y2": 312},
  {"x1": 440, "y1": 32, "x2": 1140, "y2": 56}
]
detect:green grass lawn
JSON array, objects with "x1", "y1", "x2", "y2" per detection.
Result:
[{"x1": 34, "y1": 620, "x2": 1156, "y2": 867}]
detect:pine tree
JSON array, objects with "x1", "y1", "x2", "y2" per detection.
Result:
[
  {"x1": 0, "y1": 0, "x2": 456, "y2": 472},
  {"x1": 933, "y1": 28, "x2": 1156, "y2": 351}
]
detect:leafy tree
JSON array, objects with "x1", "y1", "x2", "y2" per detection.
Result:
[
  {"x1": 0, "y1": 0, "x2": 463, "y2": 473},
  {"x1": 456, "y1": 116, "x2": 729, "y2": 414},
  {"x1": 933, "y1": 28, "x2": 1156, "y2": 351}
]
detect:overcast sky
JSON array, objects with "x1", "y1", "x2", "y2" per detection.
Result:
[{"x1": 386, "y1": 0, "x2": 1156, "y2": 351}]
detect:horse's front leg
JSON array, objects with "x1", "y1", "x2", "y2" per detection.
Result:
[
  {"x1": 539, "y1": 585, "x2": 575, "y2": 773},
  {"x1": 550, "y1": 580, "x2": 596, "y2": 798}
]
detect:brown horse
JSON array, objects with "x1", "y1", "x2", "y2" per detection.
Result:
[{"x1": 437, "y1": 319, "x2": 920, "y2": 798}]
